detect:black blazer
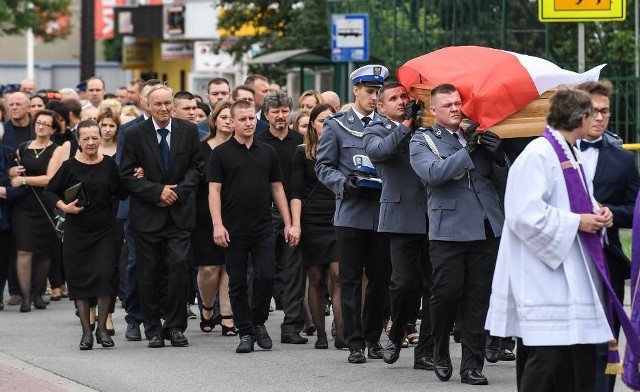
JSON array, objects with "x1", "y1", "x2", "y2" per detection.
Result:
[
  {"x1": 592, "y1": 134, "x2": 640, "y2": 274},
  {"x1": 119, "y1": 117, "x2": 203, "y2": 232}
]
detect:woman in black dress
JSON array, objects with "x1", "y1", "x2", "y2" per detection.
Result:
[
  {"x1": 45, "y1": 120, "x2": 127, "y2": 350},
  {"x1": 8, "y1": 109, "x2": 66, "y2": 312},
  {"x1": 290, "y1": 103, "x2": 342, "y2": 349},
  {"x1": 193, "y1": 101, "x2": 236, "y2": 335}
]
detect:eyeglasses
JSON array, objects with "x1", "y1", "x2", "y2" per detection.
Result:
[
  {"x1": 593, "y1": 108, "x2": 611, "y2": 118},
  {"x1": 35, "y1": 120, "x2": 53, "y2": 128}
]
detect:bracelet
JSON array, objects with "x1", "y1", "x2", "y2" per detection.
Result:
[{"x1": 22, "y1": 178, "x2": 26, "y2": 187}]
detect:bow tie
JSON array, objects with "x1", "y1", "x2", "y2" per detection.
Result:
[{"x1": 579, "y1": 139, "x2": 603, "y2": 151}]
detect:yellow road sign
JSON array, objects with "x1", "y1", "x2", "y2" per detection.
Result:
[{"x1": 539, "y1": 0, "x2": 626, "y2": 22}]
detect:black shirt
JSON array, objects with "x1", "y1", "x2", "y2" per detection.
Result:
[
  {"x1": 256, "y1": 128, "x2": 303, "y2": 200},
  {"x1": 207, "y1": 137, "x2": 283, "y2": 236}
]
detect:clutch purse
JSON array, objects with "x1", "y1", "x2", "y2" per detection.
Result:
[{"x1": 63, "y1": 182, "x2": 90, "y2": 207}]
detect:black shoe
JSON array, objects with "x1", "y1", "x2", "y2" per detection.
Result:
[
  {"x1": 334, "y1": 338, "x2": 348, "y2": 349},
  {"x1": 236, "y1": 335, "x2": 255, "y2": 353},
  {"x1": 414, "y1": 356, "x2": 435, "y2": 370},
  {"x1": 79, "y1": 333, "x2": 94, "y2": 351},
  {"x1": 125, "y1": 322, "x2": 142, "y2": 341},
  {"x1": 254, "y1": 325, "x2": 273, "y2": 349},
  {"x1": 485, "y1": 345, "x2": 502, "y2": 363},
  {"x1": 383, "y1": 341, "x2": 401, "y2": 364},
  {"x1": 281, "y1": 332, "x2": 308, "y2": 344},
  {"x1": 33, "y1": 295, "x2": 47, "y2": 310},
  {"x1": 315, "y1": 332, "x2": 328, "y2": 349},
  {"x1": 20, "y1": 297, "x2": 31, "y2": 313},
  {"x1": 434, "y1": 359, "x2": 453, "y2": 382},
  {"x1": 367, "y1": 342, "x2": 384, "y2": 359},
  {"x1": 500, "y1": 348, "x2": 516, "y2": 361},
  {"x1": 167, "y1": 329, "x2": 188, "y2": 347},
  {"x1": 96, "y1": 330, "x2": 115, "y2": 348},
  {"x1": 148, "y1": 335, "x2": 165, "y2": 348},
  {"x1": 348, "y1": 348, "x2": 366, "y2": 364},
  {"x1": 304, "y1": 325, "x2": 316, "y2": 336},
  {"x1": 461, "y1": 368, "x2": 488, "y2": 385}
]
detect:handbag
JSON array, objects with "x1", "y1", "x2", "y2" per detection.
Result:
[{"x1": 63, "y1": 182, "x2": 90, "y2": 207}]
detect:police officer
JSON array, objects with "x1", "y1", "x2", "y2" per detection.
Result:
[
  {"x1": 363, "y1": 82, "x2": 434, "y2": 370},
  {"x1": 409, "y1": 83, "x2": 508, "y2": 385},
  {"x1": 315, "y1": 64, "x2": 391, "y2": 364}
]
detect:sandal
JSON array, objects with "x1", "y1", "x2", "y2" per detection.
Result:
[
  {"x1": 199, "y1": 305, "x2": 221, "y2": 333},
  {"x1": 220, "y1": 315, "x2": 237, "y2": 336},
  {"x1": 407, "y1": 323, "x2": 420, "y2": 345}
]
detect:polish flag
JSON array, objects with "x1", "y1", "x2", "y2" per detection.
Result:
[{"x1": 397, "y1": 46, "x2": 605, "y2": 129}]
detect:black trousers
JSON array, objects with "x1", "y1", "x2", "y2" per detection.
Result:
[
  {"x1": 335, "y1": 227, "x2": 391, "y2": 350},
  {"x1": 134, "y1": 223, "x2": 190, "y2": 339},
  {"x1": 429, "y1": 236, "x2": 498, "y2": 372},
  {"x1": 387, "y1": 233, "x2": 434, "y2": 359},
  {"x1": 224, "y1": 232, "x2": 276, "y2": 337},
  {"x1": 271, "y1": 208, "x2": 305, "y2": 335},
  {"x1": 517, "y1": 339, "x2": 596, "y2": 392}
]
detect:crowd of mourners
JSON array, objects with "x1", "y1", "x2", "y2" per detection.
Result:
[{"x1": 0, "y1": 63, "x2": 638, "y2": 392}]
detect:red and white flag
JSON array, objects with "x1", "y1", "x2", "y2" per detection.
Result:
[{"x1": 397, "y1": 46, "x2": 605, "y2": 129}]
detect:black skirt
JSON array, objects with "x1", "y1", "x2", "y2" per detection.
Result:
[{"x1": 300, "y1": 222, "x2": 337, "y2": 267}]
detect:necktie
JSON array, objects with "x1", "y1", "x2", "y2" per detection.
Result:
[
  {"x1": 362, "y1": 116, "x2": 372, "y2": 127},
  {"x1": 158, "y1": 128, "x2": 170, "y2": 173},
  {"x1": 454, "y1": 131, "x2": 466, "y2": 147},
  {"x1": 579, "y1": 139, "x2": 603, "y2": 151}
]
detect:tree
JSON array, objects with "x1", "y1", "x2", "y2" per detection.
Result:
[{"x1": 0, "y1": 0, "x2": 73, "y2": 42}]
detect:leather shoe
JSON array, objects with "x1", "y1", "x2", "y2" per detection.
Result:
[
  {"x1": 334, "y1": 338, "x2": 348, "y2": 349},
  {"x1": 254, "y1": 325, "x2": 273, "y2": 349},
  {"x1": 236, "y1": 335, "x2": 255, "y2": 353},
  {"x1": 148, "y1": 335, "x2": 165, "y2": 348},
  {"x1": 348, "y1": 349, "x2": 366, "y2": 364},
  {"x1": 414, "y1": 356, "x2": 435, "y2": 370},
  {"x1": 500, "y1": 348, "x2": 516, "y2": 361},
  {"x1": 367, "y1": 342, "x2": 384, "y2": 359},
  {"x1": 125, "y1": 322, "x2": 142, "y2": 341},
  {"x1": 434, "y1": 360, "x2": 453, "y2": 381},
  {"x1": 281, "y1": 332, "x2": 308, "y2": 344},
  {"x1": 485, "y1": 345, "x2": 502, "y2": 363},
  {"x1": 167, "y1": 329, "x2": 188, "y2": 347},
  {"x1": 383, "y1": 341, "x2": 401, "y2": 364},
  {"x1": 461, "y1": 368, "x2": 488, "y2": 385}
]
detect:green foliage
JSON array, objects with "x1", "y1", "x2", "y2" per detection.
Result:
[
  {"x1": 0, "y1": 0, "x2": 73, "y2": 42},
  {"x1": 102, "y1": 36, "x2": 123, "y2": 62}
]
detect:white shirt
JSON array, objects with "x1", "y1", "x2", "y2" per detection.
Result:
[
  {"x1": 152, "y1": 118, "x2": 172, "y2": 148},
  {"x1": 352, "y1": 108, "x2": 375, "y2": 127},
  {"x1": 577, "y1": 136, "x2": 602, "y2": 186}
]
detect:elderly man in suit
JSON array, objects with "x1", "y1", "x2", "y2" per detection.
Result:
[
  {"x1": 315, "y1": 64, "x2": 392, "y2": 364},
  {"x1": 120, "y1": 84, "x2": 203, "y2": 348},
  {"x1": 409, "y1": 83, "x2": 508, "y2": 385},
  {"x1": 576, "y1": 80, "x2": 640, "y2": 392},
  {"x1": 363, "y1": 82, "x2": 434, "y2": 370}
]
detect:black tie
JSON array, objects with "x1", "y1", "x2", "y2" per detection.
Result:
[
  {"x1": 362, "y1": 116, "x2": 371, "y2": 127},
  {"x1": 158, "y1": 128, "x2": 170, "y2": 173},
  {"x1": 579, "y1": 139, "x2": 603, "y2": 152}
]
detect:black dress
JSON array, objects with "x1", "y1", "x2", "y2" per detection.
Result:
[
  {"x1": 44, "y1": 156, "x2": 127, "y2": 299},
  {"x1": 191, "y1": 140, "x2": 225, "y2": 266},
  {"x1": 11, "y1": 143, "x2": 59, "y2": 255},
  {"x1": 290, "y1": 146, "x2": 337, "y2": 266}
]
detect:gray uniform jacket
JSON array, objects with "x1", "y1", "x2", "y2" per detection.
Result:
[
  {"x1": 409, "y1": 125, "x2": 508, "y2": 242},
  {"x1": 363, "y1": 118, "x2": 428, "y2": 234},
  {"x1": 315, "y1": 108, "x2": 382, "y2": 230}
]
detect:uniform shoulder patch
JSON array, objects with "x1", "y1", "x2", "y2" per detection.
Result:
[{"x1": 327, "y1": 112, "x2": 345, "y2": 121}]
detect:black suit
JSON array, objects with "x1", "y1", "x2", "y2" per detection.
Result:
[
  {"x1": 590, "y1": 134, "x2": 640, "y2": 392},
  {"x1": 120, "y1": 117, "x2": 203, "y2": 339}
]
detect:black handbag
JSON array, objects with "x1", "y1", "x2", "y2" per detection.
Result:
[{"x1": 63, "y1": 182, "x2": 90, "y2": 207}]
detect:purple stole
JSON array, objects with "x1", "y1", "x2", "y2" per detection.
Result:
[
  {"x1": 623, "y1": 192, "x2": 640, "y2": 388},
  {"x1": 544, "y1": 128, "x2": 640, "y2": 382}
]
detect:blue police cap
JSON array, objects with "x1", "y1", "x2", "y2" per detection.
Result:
[
  {"x1": 76, "y1": 80, "x2": 87, "y2": 92},
  {"x1": 0, "y1": 84, "x2": 20, "y2": 95},
  {"x1": 350, "y1": 65, "x2": 389, "y2": 87}
]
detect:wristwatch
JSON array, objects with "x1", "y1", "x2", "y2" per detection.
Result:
[{"x1": 22, "y1": 178, "x2": 26, "y2": 186}]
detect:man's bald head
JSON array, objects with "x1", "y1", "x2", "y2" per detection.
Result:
[
  {"x1": 7, "y1": 92, "x2": 31, "y2": 126},
  {"x1": 321, "y1": 91, "x2": 341, "y2": 112},
  {"x1": 20, "y1": 79, "x2": 37, "y2": 96}
]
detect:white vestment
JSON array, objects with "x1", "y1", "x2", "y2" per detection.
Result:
[{"x1": 485, "y1": 130, "x2": 613, "y2": 346}]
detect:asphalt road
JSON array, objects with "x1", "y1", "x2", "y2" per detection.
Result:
[{"x1": 0, "y1": 290, "x2": 633, "y2": 391}]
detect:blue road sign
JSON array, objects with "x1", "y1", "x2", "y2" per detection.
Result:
[{"x1": 331, "y1": 13, "x2": 369, "y2": 62}]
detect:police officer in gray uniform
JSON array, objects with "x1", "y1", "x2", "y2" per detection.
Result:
[
  {"x1": 315, "y1": 65, "x2": 391, "y2": 364},
  {"x1": 409, "y1": 83, "x2": 508, "y2": 385},
  {"x1": 363, "y1": 82, "x2": 434, "y2": 370}
]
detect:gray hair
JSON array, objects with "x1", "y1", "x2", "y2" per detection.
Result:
[
  {"x1": 145, "y1": 84, "x2": 173, "y2": 102},
  {"x1": 262, "y1": 91, "x2": 292, "y2": 113}
]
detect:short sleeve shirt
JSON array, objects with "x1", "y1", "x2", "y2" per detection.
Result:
[{"x1": 207, "y1": 137, "x2": 283, "y2": 236}]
